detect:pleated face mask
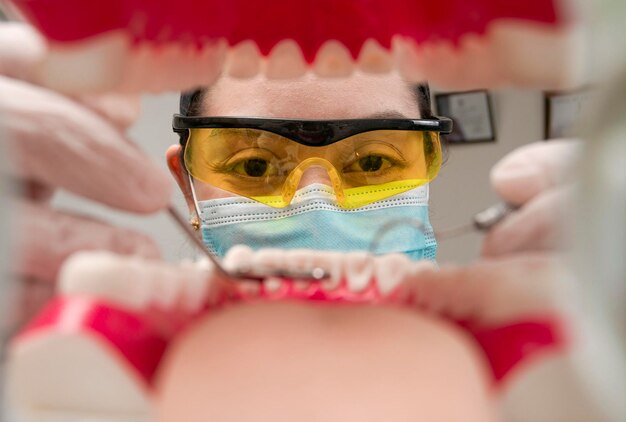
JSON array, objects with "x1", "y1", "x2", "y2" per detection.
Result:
[{"x1": 196, "y1": 183, "x2": 437, "y2": 260}]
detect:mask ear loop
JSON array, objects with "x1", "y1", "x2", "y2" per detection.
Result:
[
  {"x1": 187, "y1": 173, "x2": 203, "y2": 231},
  {"x1": 281, "y1": 157, "x2": 346, "y2": 206}
]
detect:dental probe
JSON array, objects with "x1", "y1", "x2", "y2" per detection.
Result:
[
  {"x1": 435, "y1": 203, "x2": 517, "y2": 240},
  {"x1": 167, "y1": 206, "x2": 329, "y2": 282}
]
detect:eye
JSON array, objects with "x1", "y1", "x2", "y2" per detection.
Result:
[
  {"x1": 345, "y1": 154, "x2": 392, "y2": 173},
  {"x1": 233, "y1": 158, "x2": 270, "y2": 177},
  {"x1": 358, "y1": 155, "x2": 384, "y2": 172}
]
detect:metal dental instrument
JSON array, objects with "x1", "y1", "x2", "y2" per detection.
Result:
[
  {"x1": 166, "y1": 205, "x2": 231, "y2": 279},
  {"x1": 435, "y1": 202, "x2": 517, "y2": 240},
  {"x1": 167, "y1": 205, "x2": 329, "y2": 282}
]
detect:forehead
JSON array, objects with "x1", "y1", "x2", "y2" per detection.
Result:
[{"x1": 203, "y1": 72, "x2": 420, "y2": 119}]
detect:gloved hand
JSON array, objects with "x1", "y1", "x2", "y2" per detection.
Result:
[
  {"x1": 395, "y1": 140, "x2": 605, "y2": 421},
  {"x1": 396, "y1": 140, "x2": 581, "y2": 323},
  {"x1": 481, "y1": 140, "x2": 580, "y2": 257},
  {"x1": 0, "y1": 23, "x2": 172, "y2": 332}
]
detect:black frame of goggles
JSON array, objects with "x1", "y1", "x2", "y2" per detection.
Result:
[{"x1": 172, "y1": 115, "x2": 453, "y2": 147}]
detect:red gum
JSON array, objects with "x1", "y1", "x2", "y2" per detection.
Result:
[
  {"x1": 14, "y1": 296, "x2": 169, "y2": 389},
  {"x1": 11, "y1": 0, "x2": 563, "y2": 62},
  {"x1": 456, "y1": 317, "x2": 569, "y2": 388}
]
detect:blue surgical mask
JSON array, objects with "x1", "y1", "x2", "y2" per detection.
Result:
[{"x1": 197, "y1": 183, "x2": 437, "y2": 261}]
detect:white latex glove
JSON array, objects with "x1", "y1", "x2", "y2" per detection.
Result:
[
  {"x1": 481, "y1": 140, "x2": 580, "y2": 257},
  {"x1": 394, "y1": 140, "x2": 582, "y2": 324},
  {"x1": 0, "y1": 23, "x2": 172, "y2": 328}
]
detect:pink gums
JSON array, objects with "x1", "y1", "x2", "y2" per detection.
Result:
[
  {"x1": 11, "y1": 0, "x2": 563, "y2": 62},
  {"x1": 251, "y1": 277, "x2": 385, "y2": 303},
  {"x1": 14, "y1": 278, "x2": 567, "y2": 390}
]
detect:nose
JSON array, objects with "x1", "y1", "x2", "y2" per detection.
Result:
[
  {"x1": 296, "y1": 166, "x2": 333, "y2": 189},
  {"x1": 282, "y1": 158, "x2": 345, "y2": 206}
]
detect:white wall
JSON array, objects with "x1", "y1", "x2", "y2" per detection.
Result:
[
  {"x1": 431, "y1": 88, "x2": 545, "y2": 263},
  {"x1": 53, "y1": 89, "x2": 545, "y2": 264}
]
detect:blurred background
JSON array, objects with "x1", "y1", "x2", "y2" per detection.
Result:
[{"x1": 0, "y1": 0, "x2": 624, "y2": 420}]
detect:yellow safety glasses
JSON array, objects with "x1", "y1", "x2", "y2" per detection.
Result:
[{"x1": 173, "y1": 116, "x2": 452, "y2": 209}]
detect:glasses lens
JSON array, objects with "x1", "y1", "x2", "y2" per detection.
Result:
[
  {"x1": 185, "y1": 128, "x2": 441, "y2": 208},
  {"x1": 185, "y1": 128, "x2": 288, "y2": 197}
]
